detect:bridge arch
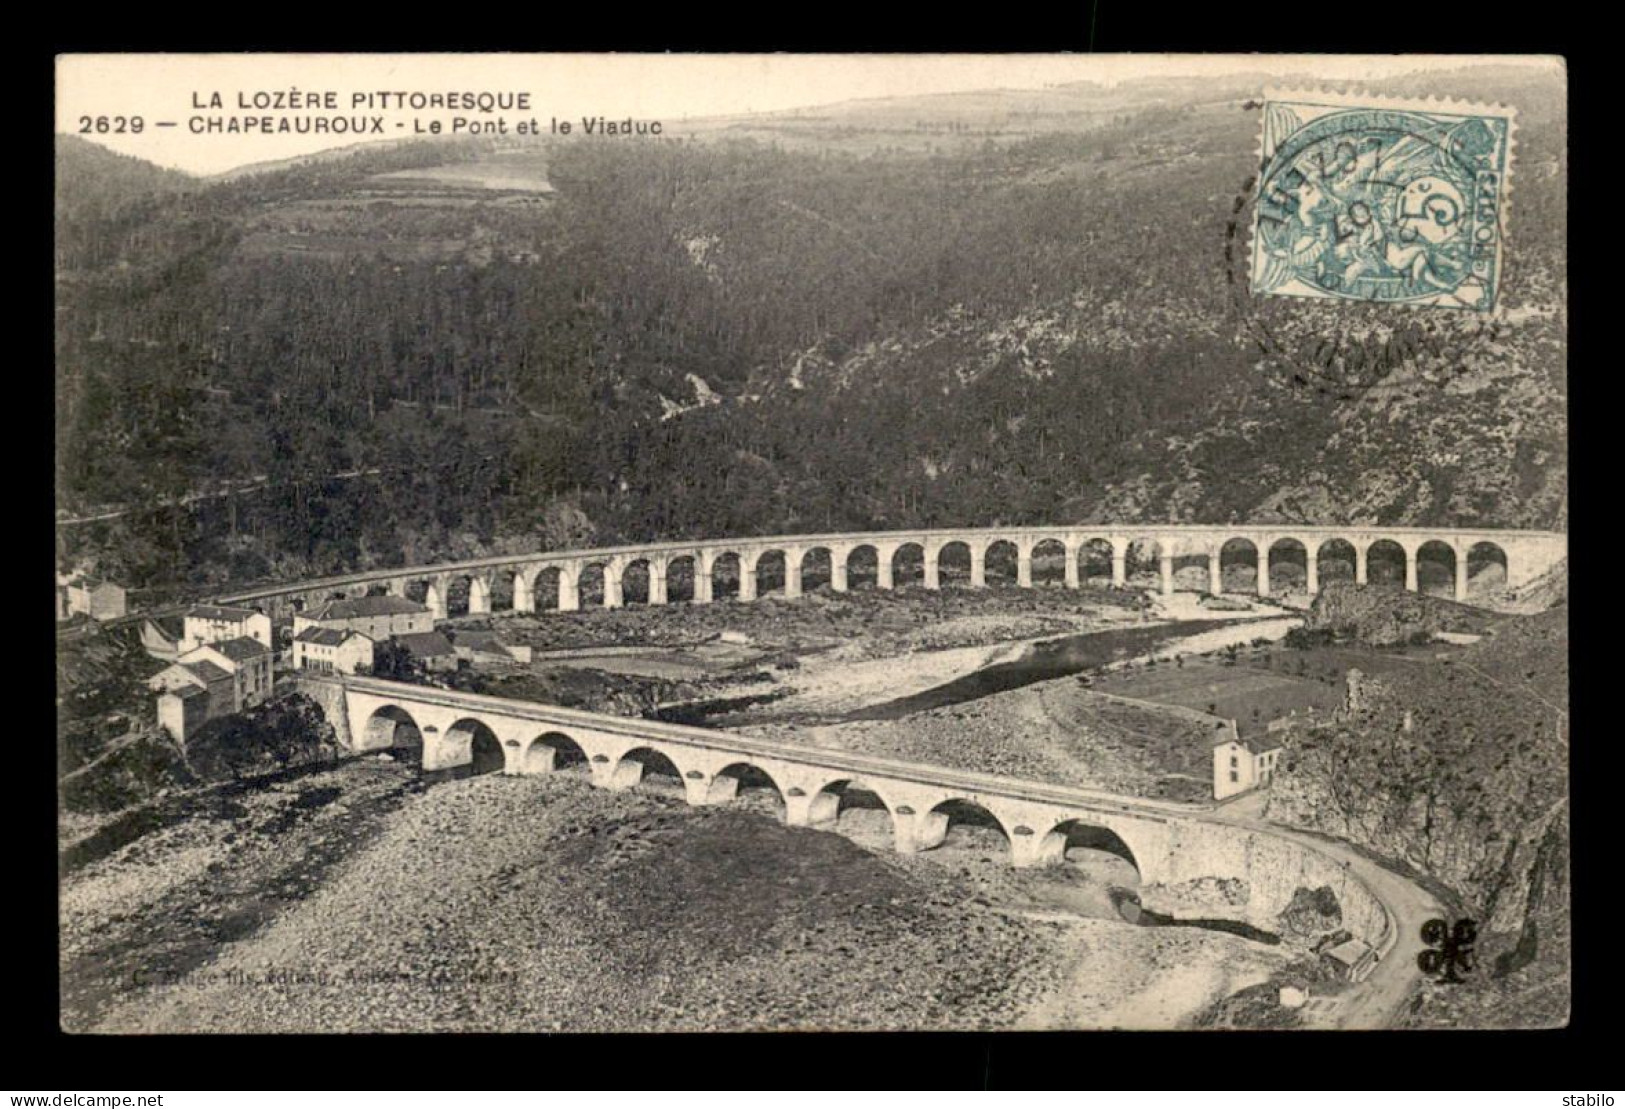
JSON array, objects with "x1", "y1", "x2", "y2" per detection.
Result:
[
  {"x1": 1365, "y1": 539, "x2": 1408, "y2": 588},
  {"x1": 752, "y1": 549, "x2": 789, "y2": 597},
  {"x1": 448, "y1": 718, "x2": 505, "y2": 776},
  {"x1": 528, "y1": 566, "x2": 562, "y2": 612},
  {"x1": 845, "y1": 544, "x2": 880, "y2": 589},
  {"x1": 705, "y1": 761, "x2": 787, "y2": 817},
  {"x1": 525, "y1": 731, "x2": 590, "y2": 776},
  {"x1": 1217, "y1": 538, "x2": 1259, "y2": 594},
  {"x1": 610, "y1": 745, "x2": 688, "y2": 795},
  {"x1": 710, "y1": 551, "x2": 743, "y2": 601},
  {"x1": 892, "y1": 542, "x2": 926, "y2": 588},
  {"x1": 620, "y1": 558, "x2": 653, "y2": 605},
  {"x1": 983, "y1": 539, "x2": 1019, "y2": 586},
  {"x1": 436, "y1": 574, "x2": 478, "y2": 617},
  {"x1": 1034, "y1": 819, "x2": 1141, "y2": 882},
  {"x1": 576, "y1": 562, "x2": 609, "y2": 608},
  {"x1": 1031, "y1": 538, "x2": 1068, "y2": 587},
  {"x1": 924, "y1": 797, "x2": 1011, "y2": 857},
  {"x1": 799, "y1": 546, "x2": 835, "y2": 592},
  {"x1": 363, "y1": 704, "x2": 423, "y2": 761},
  {"x1": 1415, "y1": 540, "x2": 1458, "y2": 598},
  {"x1": 934, "y1": 540, "x2": 973, "y2": 587},
  {"x1": 1267, "y1": 537, "x2": 1309, "y2": 594},
  {"x1": 1316, "y1": 538, "x2": 1358, "y2": 586},
  {"x1": 1078, "y1": 538, "x2": 1115, "y2": 587},
  {"x1": 662, "y1": 555, "x2": 696, "y2": 604},
  {"x1": 488, "y1": 568, "x2": 520, "y2": 612},
  {"x1": 1466, "y1": 540, "x2": 1509, "y2": 598},
  {"x1": 1167, "y1": 546, "x2": 1209, "y2": 593},
  {"x1": 804, "y1": 777, "x2": 896, "y2": 839}
]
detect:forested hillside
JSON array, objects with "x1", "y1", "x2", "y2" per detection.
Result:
[{"x1": 54, "y1": 64, "x2": 1567, "y2": 591}]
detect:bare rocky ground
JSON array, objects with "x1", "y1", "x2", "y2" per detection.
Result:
[
  {"x1": 60, "y1": 757, "x2": 422, "y2": 1031},
  {"x1": 66, "y1": 765, "x2": 1290, "y2": 1032},
  {"x1": 739, "y1": 677, "x2": 1214, "y2": 802}
]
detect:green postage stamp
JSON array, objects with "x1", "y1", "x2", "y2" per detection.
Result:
[{"x1": 1253, "y1": 91, "x2": 1515, "y2": 311}]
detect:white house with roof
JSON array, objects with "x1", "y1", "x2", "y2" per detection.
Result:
[
  {"x1": 1212, "y1": 734, "x2": 1285, "y2": 800},
  {"x1": 293, "y1": 595, "x2": 435, "y2": 640},
  {"x1": 181, "y1": 604, "x2": 274, "y2": 653},
  {"x1": 293, "y1": 627, "x2": 375, "y2": 675}
]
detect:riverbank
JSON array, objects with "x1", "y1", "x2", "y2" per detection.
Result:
[{"x1": 726, "y1": 608, "x2": 1305, "y2": 802}]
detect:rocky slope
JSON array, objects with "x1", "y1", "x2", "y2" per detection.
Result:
[
  {"x1": 1299, "y1": 581, "x2": 1502, "y2": 646},
  {"x1": 81, "y1": 771, "x2": 1075, "y2": 1032},
  {"x1": 1264, "y1": 603, "x2": 1569, "y2": 1027}
]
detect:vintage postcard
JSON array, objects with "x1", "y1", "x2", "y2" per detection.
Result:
[{"x1": 55, "y1": 53, "x2": 1568, "y2": 1034}]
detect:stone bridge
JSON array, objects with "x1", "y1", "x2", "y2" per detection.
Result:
[
  {"x1": 221, "y1": 526, "x2": 1566, "y2": 620},
  {"x1": 301, "y1": 675, "x2": 1395, "y2": 947}
]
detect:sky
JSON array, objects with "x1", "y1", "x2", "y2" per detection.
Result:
[{"x1": 56, "y1": 53, "x2": 1560, "y2": 177}]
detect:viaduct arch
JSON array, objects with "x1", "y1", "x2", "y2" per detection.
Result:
[{"x1": 217, "y1": 526, "x2": 1567, "y2": 619}]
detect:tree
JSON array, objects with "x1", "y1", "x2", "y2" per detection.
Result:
[{"x1": 369, "y1": 639, "x2": 422, "y2": 682}]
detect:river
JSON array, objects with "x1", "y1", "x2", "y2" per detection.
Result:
[
  {"x1": 655, "y1": 612, "x2": 1303, "y2": 728},
  {"x1": 842, "y1": 614, "x2": 1302, "y2": 721}
]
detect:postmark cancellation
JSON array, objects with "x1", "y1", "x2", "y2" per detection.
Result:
[{"x1": 1251, "y1": 91, "x2": 1515, "y2": 312}]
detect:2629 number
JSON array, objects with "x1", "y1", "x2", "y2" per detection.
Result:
[{"x1": 78, "y1": 116, "x2": 144, "y2": 134}]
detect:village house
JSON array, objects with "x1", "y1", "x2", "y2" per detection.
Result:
[
  {"x1": 149, "y1": 660, "x2": 235, "y2": 742},
  {"x1": 394, "y1": 630, "x2": 459, "y2": 672},
  {"x1": 1211, "y1": 735, "x2": 1285, "y2": 801},
  {"x1": 146, "y1": 636, "x2": 274, "y2": 742},
  {"x1": 1320, "y1": 937, "x2": 1380, "y2": 982},
  {"x1": 450, "y1": 630, "x2": 533, "y2": 667},
  {"x1": 62, "y1": 576, "x2": 127, "y2": 621},
  {"x1": 294, "y1": 595, "x2": 435, "y2": 640},
  {"x1": 292, "y1": 627, "x2": 375, "y2": 675},
  {"x1": 181, "y1": 604, "x2": 274, "y2": 653}
]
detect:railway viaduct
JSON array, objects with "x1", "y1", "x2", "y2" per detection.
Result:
[
  {"x1": 219, "y1": 525, "x2": 1567, "y2": 620},
  {"x1": 299, "y1": 674, "x2": 1395, "y2": 949}
]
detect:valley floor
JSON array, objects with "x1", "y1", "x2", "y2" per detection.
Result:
[{"x1": 60, "y1": 585, "x2": 1450, "y2": 1033}]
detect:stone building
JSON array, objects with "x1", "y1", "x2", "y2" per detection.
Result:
[
  {"x1": 394, "y1": 630, "x2": 458, "y2": 672},
  {"x1": 1320, "y1": 937, "x2": 1379, "y2": 982},
  {"x1": 1212, "y1": 736, "x2": 1284, "y2": 801},
  {"x1": 450, "y1": 630, "x2": 532, "y2": 667},
  {"x1": 63, "y1": 577, "x2": 126, "y2": 621},
  {"x1": 147, "y1": 636, "x2": 274, "y2": 742},
  {"x1": 292, "y1": 627, "x2": 375, "y2": 675},
  {"x1": 294, "y1": 596, "x2": 435, "y2": 641}
]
